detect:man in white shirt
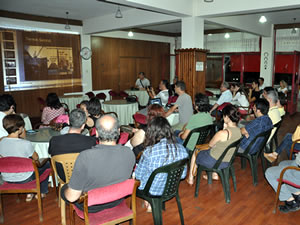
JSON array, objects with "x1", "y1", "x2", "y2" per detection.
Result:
[
  {"x1": 148, "y1": 80, "x2": 169, "y2": 107},
  {"x1": 135, "y1": 72, "x2": 150, "y2": 89},
  {"x1": 209, "y1": 82, "x2": 232, "y2": 115},
  {"x1": 0, "y1": 94, "x2": 16, "y2": 138}
]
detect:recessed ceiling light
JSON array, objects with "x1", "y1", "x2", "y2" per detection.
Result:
[
  {"x1": 224, "y1": 33, "x2": 230, "y2": 39},
  {"x1": 259, "y1": 16, "x2": 267, "y2": 23},
  {"x1": 208, "y1": 33, "x2": 212, "y2": 36},
  {"x1": 204, "y1": 0, "x2": 214, "y2": 2},
  {"x1": 128, "y1": 31, "x2": 134, "y2": 37}
]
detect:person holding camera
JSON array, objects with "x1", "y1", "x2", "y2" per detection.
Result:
[
  {"x1": 147, "y1": 80, "x2": 170, "y2": 107},
  {"x1": 135, "y1": 72, "x2": 150, "y2": 90}
]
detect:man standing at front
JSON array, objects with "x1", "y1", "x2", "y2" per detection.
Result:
[
  {"x1": 62, "y1": 114, "x2": 135, "y2": 212},
  {"x1": 165, "y1": 80, "x2": 193, "y2": 130},
  {"x1": 135, "y1": 72, "x2": 150, "y2": 90}
]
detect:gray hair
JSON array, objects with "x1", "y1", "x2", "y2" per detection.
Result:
[
  {"x1": 266, "y1": 90, "x2": 278, "y2": 104},
  {"x1": 69, "y1": 109, "x2": 87, "y2": 129},
  {"x1": 96, "y1": 114, "x2": 120, "y2": 142},
  {"x1": 222, "y1": 82, "x2": 230, "y2": 89},
  {"x1": 175, "y1": 80, "x2": 186, "y2": 91}
]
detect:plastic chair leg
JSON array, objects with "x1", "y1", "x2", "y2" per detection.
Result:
[
  {"x1": 176, "y1": 193, "x2": 185, "y2": 225},
  {"x1": 162, "y1": 201, "x2": 166, "y2": 211},
  {"x1": 241, "y1": 158, "x2": 246, "y2": 169},
  {"x1": 230, "y1": 166, "x2": 237, "y2": 192},
  {"x1": 250, "y1": 158, "x2": 258, "y2": 186},
  {"x1": 150, "y1": 199, "x2": 163, "y2": 225},
  {"x1": 207, "y1": 171, "x2": 213, "y2": 184},
  {"x1": 223, "y1": 169, "x2": 231, "y2": 203},
  {"x1": 195, "y1": 169, "x2": 203, "y2": 197}
]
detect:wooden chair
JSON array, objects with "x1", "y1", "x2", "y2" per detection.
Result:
[
  {"x1": 136, "y1": 158, "x2": 189, "y2": 225},
  {"x1": 194, "y1": 139, "x2": 241, "y2": 203},
  {"x1": 71, "y1": 179, "x2": 140, "y2": 225},
  {"x1": 236, "y1": 129, "x2": 272, "y2": 186},
  {"x1": 289, "y1": 139, "x2": 300, "y2": 160},
  {"x1": 0, "y1": 157, "x2": 54, "y2": 223},
  {"x1": 51, "y1": 153, "x2": 80, "y2": 225},
  {"x1": 273, "y1": 166, "x2": 300, "y2": 213}
]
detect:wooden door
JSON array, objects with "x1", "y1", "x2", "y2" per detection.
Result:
[{"x1": 119, "y1": 57, "x2": 136, "y2": 91}]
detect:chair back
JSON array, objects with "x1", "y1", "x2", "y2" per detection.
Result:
[
  {"x1": 96, "y1": 93, "x2": 107, "y2": 101},
  {"x1": 289, "y1": 138, "x2": 300, "y2": 160},
  {"x1": 86, "y1": 179, "x2": 135, "y2": 207},
  {"x1": 213, "y1": 138, "x2": 241, "y2": 169},
  {"x1": 142, "y1": 158, "x2": 188, "y2": 198},
  {"x1": 0, "y1": 157, "x2": 34, "y2": 173},
  {"x1": 217, "y1": 102, "x2": 231, "y2": 111},
  {"x1": 119, "y1": 91, "x2": 129, "y2": 98},
  {"x1": 109, "y1": 90, "x2": 119, "y2": 99},
  {"x1": 205, "y1": 90, "x2": 214, "y2": 97},
  {"x1": 241, "y1": 128, "x2": 272, "y2": 156},
  {"x1": 85, "y1": 92, "x2": 95, "y2": 99},
  {"x1": 168, "y1": 96, "x2": 178, "y2": 104},
  {"x1": 51, "y1": 153, "x2": 80, "y2": 183},
  {"x1": 269, "y1": 120, "x2": 282, "y2": 144},
  {"x1": 183, "y1": 125, "x2": 213, "y2": 150},
  {"x1": 118, "y1": 132, "x2": 129, "y2": 145}
]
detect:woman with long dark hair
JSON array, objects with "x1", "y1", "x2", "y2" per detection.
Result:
[
  {"x1": 231, "y1": 83, "x2": 249, "y2": 113},
  {"x1": 41, "y1": 93, "x2": 65, "y2": 125},
  {"x1": 186, "y1": 104, "x2": 242, "y2": 184},
  {"x1": 135, "y1": 116, "x2": 188, "y2": 211}
]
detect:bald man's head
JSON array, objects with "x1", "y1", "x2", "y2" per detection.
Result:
[{"x1": 96, "y1": 114, "x2": 120, "y2": 142}]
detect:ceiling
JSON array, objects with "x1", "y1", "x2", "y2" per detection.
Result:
[{"x1": 0, "y1": 0, "x2": 300, "y2": 34}]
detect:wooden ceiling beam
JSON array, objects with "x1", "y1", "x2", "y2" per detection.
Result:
[{"x1": 0, "y1": 10, "x2": 83, "y2": 26}]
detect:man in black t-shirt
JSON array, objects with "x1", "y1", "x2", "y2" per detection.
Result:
[{"x1": 48, "y1": 109, "x2": 96, "y2": 180}]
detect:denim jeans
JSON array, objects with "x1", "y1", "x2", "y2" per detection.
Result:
[
  {"x1": 276, "y1": 133, "x2": 300, "y2": 159},
  {"x1": 11, "y1": 161, "x2": 50, "y2": 194}
]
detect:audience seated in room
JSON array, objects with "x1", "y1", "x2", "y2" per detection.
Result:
[
  {"x1": 187, "y1": 105, "x2": 242, "y2": 184},
  {"x1": 264, "y1": 124, "x2": 300, "y2": 162},
  {"x1": 0, "y1": 94, "x2": 16, "y2": 138},
  {"x1": 41, "y1": 92, "x2": 65, "y2": 126},
  {"x1": 176, "y1": 93, "x2": 213, "y2": 151},
  {"x1": 0, "y1": 114, "x2": 50, "y2": 201},
  {"x1": 265, "y1": 154, "x2": 300, "y2": 213},
  {"x1": 238, "y1": 99, "x2": 273, "y2": 154},
  {"x1": 48, "y1": 109, "x2": 97, "y2": 181},
  {"x1": 61, "y1": 114, "x2": 135, "y2": 212},
  {"x1": 209, "y1": 82, "x2": 233, "y2": 116},
  {"x1": 135, "y1": 116, "x2": 188, "y2": 212},
  {"x1": 165, "y1": 80, "x2": 193, "y2": 131}
]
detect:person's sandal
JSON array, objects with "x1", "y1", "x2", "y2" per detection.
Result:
[
  {"x1": 279, "y1": 200, "x2": 300, "y2": 213},
  {"x1": 25, "y1": 194, "x2": 34, "y2": 202},
  {"x1": 35, "y1": 193, "x2": 46, "y2": 199},
  {"x1": 203, "y1": 173, "x2": 219, "y2": 181}
]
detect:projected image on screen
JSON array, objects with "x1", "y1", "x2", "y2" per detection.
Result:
[{"x1": 1, "y1": 29, "x2": 81, "y2": 91}]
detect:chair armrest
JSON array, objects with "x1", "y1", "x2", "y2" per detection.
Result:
[
  {"x1": 289, "y1": 139, "x2": 300, "y2": 160},
  {"x1": 278, "y1": 166, "x2": 300, "y2": 181}
]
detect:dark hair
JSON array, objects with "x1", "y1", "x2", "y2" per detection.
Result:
[
  {"x1": 175, "y1": 80, "x2": 186, "y2": 91},
  {"x1": 80, "y1": 100, "x2": 89, "y2": 108},
  {"x1": 147, "y1": 104, "x2": 165, "y2": 122},
  {"x1": 0, "y1": 94, "x2": 16, "y2": 112},
  {"x1": 255, "y1": 98, "x2": 269, "y2": 115},
  {"x1": 222, "y1": 104, "x2": 240, "y2": 123},
  {"x1": 264, "y1": 86, "x2": 274, "y2": 93},
  {"x1": 233, "y1": 83, "x2": 248, "y2": 99},
  {"x1": 161, "y1": 79, "x2": 172, "y2": 96},
  {"x1": 139, "y1": 72, "x2": 145, "y2": 76},
  {"x1": 252, "y1": 80, "x2": 259, "y2": 86},
  {"x1": 258, "y1": 77, "x2": 264, "y2": 82},
  {"x1": 3, "y1": 114, "x2": 24, "y2": 134},
  {"x1": 278, "y1": 92, "x2": 286, "y2": 106},
  {"x1": 69, "y1": 109, "x2": 86, "y2": 129},
  {"x1": 96, "y1": 114, "x2": 120, "y2": 142},
  {"x1": 87, "y1": 97, "x2": 102, "y2": 117},
  {"x1": 144, "y1": 116, "x2": 178, "y2": 159},
  {"x1": 195, "y1": 93, "x2": 210, "y2": 112},
  {"x1": 46, "y1": 93, "x2": 62, "y2": 110}
]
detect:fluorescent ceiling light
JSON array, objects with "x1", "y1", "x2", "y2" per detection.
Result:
[
  {"x1": 259, "y1": 16, "x2": 267, "y2": 23},
  {"x1": 224, "y1": 33, "x2": 230, "y2": 39},
  {"x1": 128, "y1": 31, "x2": 134, "y2": 37},
  {"x1": 208, "y1": 33, "x2": 212, "y2": 36}
]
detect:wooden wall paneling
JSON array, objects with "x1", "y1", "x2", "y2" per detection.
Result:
[{"x1": 119, "y1": 57, "x2": 136, "y2": 91}]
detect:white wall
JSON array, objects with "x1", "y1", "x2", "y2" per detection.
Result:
[{"x1": 276, "y1": 29, "x2": 300, "y2": 52}]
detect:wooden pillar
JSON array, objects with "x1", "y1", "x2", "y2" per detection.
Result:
[{"x1": 175, "y1": 48, "x2": 208, "y2": 101}]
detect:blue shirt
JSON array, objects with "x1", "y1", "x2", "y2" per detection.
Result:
[
  {"x1": 240, "y1": 115, "x2": 273, "y2": 154},
  {"x1": 135, "y1": 138, "x2": 188, "y2": 196}
]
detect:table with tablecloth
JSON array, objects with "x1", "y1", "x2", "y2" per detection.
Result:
[
  {"x1": 59, "y1": 95, "x2": 89, "y2": 111},
  {"x1": 102, "y1": 100, "x2": 139, "y2": 125},
  {"x1": 125, "y1": 90, "x2": 149, "y2": 106}
]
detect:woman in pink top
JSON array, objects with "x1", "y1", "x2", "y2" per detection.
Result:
[{"x1": 41, "y1": 93, "x2": 65, "y2": 125}]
